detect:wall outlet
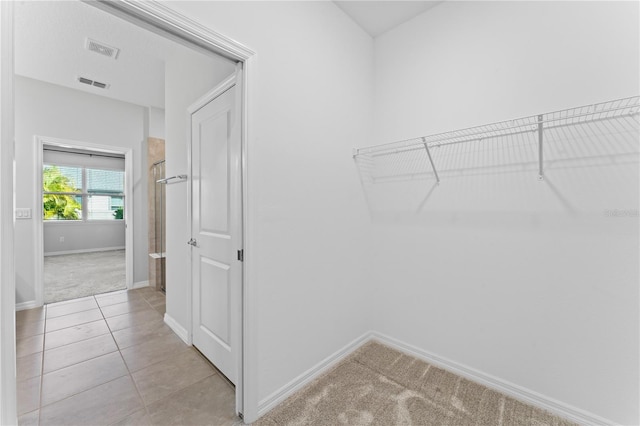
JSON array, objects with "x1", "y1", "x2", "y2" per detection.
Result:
[
  {"x1": 15, "y1": 208, "x2": 31, "y2": 219},
  {"x1": 59, "y1": 236, "x2": 64, "y2": 243}
]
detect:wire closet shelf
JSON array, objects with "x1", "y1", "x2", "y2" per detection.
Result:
[{"x1": 353, "y1": 96, "x2": 640, "y2": 182}]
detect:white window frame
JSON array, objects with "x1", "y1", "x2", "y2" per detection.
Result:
[{"x1": 42, "y1": 164, "x2": 126, "y2": 222}]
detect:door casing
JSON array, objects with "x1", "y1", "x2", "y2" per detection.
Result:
[
  {"x1": 0, "y1": 1, "x2": 259, "y2": 423},
  {"x1": 34, "y1": 136, "x2": 134, "y2": 308}
]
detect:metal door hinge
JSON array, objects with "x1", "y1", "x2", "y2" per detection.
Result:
[{"x1": 237, "y1": 249, "x2": 244, "y2": 262}]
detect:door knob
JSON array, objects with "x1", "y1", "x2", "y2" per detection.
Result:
[{"x1": 187, "y1": 238, "x2": 197, "y2": 247}]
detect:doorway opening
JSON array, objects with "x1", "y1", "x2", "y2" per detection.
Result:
[
  {"x1": 35, "y1": 137, "x2": 134, "y2": 305},
  {"x1": 2, "y1": 1, "x2": 257, "y2": 424}
]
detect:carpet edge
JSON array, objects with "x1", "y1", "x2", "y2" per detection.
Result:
[
  {"x1": 257, "y1": 331, "x2": 376, "y2": 419},
  {"x1": 372, "y1": 331, "x2": 615, "y2": 426}
]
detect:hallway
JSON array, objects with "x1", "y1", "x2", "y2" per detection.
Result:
[{"x1": 16, "y1": 287, "x2": 239, "y2": 425}]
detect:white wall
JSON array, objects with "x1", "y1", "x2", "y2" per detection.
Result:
[
  {"x1": 148, "y1": 106, "x2": 165, "y2": 139},
  {"x1": 163, "y1": 38, "x2": 235, "y2": 332},
  {"x1": 371, "y1": 2, "x2": 639, "y2": 424},
  {"x1": 14, "y1": 76, "x2": 149, "y2": 303},
  {"x1": 164, "y1": 0, "x2": 375, "y2": 406},
  {"x1": 43, "y1": 223, "x2": 125, "y2": 255}
]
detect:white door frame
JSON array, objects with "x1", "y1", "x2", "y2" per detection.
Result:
[
  {"x1": 1, "y1": 1, "x2": 258, "y2": 424},
  {"x1": 34, "y1": 136, "x2": 134, "y2": 307},
  {"x1": 0, "y1": 2, "x2": 17, "y2": 424}
]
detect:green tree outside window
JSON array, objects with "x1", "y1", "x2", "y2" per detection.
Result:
[{"x1": 43, "y1": 166, "x2": 82, "y2": 220}]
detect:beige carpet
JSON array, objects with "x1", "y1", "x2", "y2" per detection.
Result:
[
  {"x1": 44, "y1": 249, "x2": 126, "y2": 303},
  {"x1": 256, "y1": 341, "x2": 576, "y2": 426}
]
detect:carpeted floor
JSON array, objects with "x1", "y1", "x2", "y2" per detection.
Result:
[
  {"x1": 44, "y1": 249, "x2": 126, "y2": 303},
  {"x1": 256, "y1": 341, "x2": 576, "y2": 426}
]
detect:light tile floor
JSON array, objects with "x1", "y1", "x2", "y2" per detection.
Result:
[{"x1": 16, "y1": 287, "x2": 241, "y2": 426}]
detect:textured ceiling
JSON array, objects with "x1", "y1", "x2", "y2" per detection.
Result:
[{"x1": 334, "y1": 1, "x2": 443, "y2": 38}]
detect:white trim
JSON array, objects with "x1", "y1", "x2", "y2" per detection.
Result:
[
  {"x1": 232, "y1": 61, "x2": 245, "y2": 417},
  {"x1": 15, "y1": 301, "x2": 40, "y2": 312},
  {"x1": 90, "y1": 1, "x2": 255, "y2": 62},
  {"x1": 257, "y1": 332, "x2": 375, "y2": 418},
  {"x1": 86, "y1": 2, "x2": 258, "y2": 421},
  {"x1": 132, "y1": 280, "x2": 150, "y2": 289},
  {"x1": 372, "y1": 332, "x2": 615, "y2": 426},
  {"x1": 187, "y1": 74, "x2": 236, "y2": 115},
  {"x1": 34, "y1": 136, "x2": 134, "y2": 306},
  {"x1": 123, "y1": 148, "x2": 134, "y2": 289},
  {"x1": 44, "y1": 246, "x2": 126, "y2": 257},
  {"x1": 164, "y1": 312, "x2": 190, "y2": 345},
  {"x1": 256, "y1": 331, "x2": 615, "y2": 425},
  {"x1": 239, "y1": 54, "x2": 258, "y2": 425},
  {"x1": 34, "y1": 141, "x2": 44, "y2": 307},
  {"x1": 0, "y1": 2, "x2": 17, "y2": 424}
]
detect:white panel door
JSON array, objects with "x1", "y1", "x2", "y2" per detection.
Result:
[{"x1": 191, "y1": 77, "x2": 241, "y2": 384}]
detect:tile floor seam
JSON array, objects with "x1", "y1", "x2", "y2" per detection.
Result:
[
  {"x1": 38, "y1": 298, "x2": 132, "y2": 414},
  {"x1": 44, "y1": 314, "x2": 105, "y2": 334},
  {"x1": 44, "y1": 330, "x2": 112, "y2": 352},
  {"x1": 129, "y1": 353, "x2": 218, "y2": 409},
  {"x1": 141, "y1": 373, "x2": 224, "y2": 418},
  {"x1": 17, "y1": 289, "x2": 229, "y2": 426},
  {"x1": 42, "y1": 347, "x2": 120, "y2": 375},
  {"x1": 113, "y1": 329, "x2": 153, "y2": 421},
  {"x1": 123, "y1": 345, "x2": 194, "y2": 375},
  {"x1": 46, "y1": 306, "x2": 99, "y2": 320},
  {"x1": 37, "y1": 372, "x2": 133, "y2": 415}
]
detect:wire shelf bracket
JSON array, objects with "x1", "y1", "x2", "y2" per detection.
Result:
[
  {"x1": 421, "y1": 137, "x2": 440, "y2": 184},
  {"x1": 538, "y1": 114, "x2": 544, "y2": 180}
]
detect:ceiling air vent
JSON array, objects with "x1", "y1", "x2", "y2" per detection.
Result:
[
  {"x1": 77, "y1": 77, "x2": 110, "y2": 90},
  {"x1": 85, "y1": 38, "x2": 120, "y2": 59}
]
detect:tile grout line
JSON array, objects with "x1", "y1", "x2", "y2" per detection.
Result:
[
  {"x1": 42, "y1": 321, "x2": 111, "y2": 352},
  {"x1": 112, "y1": 288, "x2": 224, "y2": 423},
  {"x1": 40, "y1": 339, "x2": 120, "y2": 376},
  {"x1": 38, "y1": 296, "x2": 127, "y2": 421},
  {"x1": 107, "y1": 288, "x2": 169, "y2": 423},
  {"x1": 20, "y1": 288, "x2": 170, "y2": 425},
  {"x1": 37, "y1": 296, "x2": 131, "y2": 423},
  {"x1": 102, "y1": 293, "x2": 153, "y2": 425}
]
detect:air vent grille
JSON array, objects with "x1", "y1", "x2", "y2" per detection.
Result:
[
  {"x1": 77, "y1": 77, "x2": 110, "y2": 90},
  {"x1": 85, "y1": 38, "x2": 120, "y2": 59}
]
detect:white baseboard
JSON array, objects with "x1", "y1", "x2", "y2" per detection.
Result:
[
  {"x1": 44, "y1": 246, "x2": 125, "y2": 257},
  {"x1": 164, "y1": 312, "x2": 190, "y2": 345},
  {"x1": 15, "y1": 300, "x2": 40, "y2": 311},
  {"x1": 257, "y1": 331, "x2": 374, "y2": 418},
  {"x1": 372, "y1": 332, "x2": 614, "y2": 426},
  {"x1": 132, "y1": 280, "x2": 149, "y2": 289}
]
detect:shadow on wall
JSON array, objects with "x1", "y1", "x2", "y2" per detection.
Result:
[{"x1": 354, "y1": 97, "x2": 640, "y2": 233}]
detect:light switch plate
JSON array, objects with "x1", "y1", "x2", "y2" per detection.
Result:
[{"x1": 15, "y1": 208, "x2": 32, "y2": 219}]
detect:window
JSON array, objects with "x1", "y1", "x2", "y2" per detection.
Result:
[{"x1": 43, "y1": 165, "x2": 125, "y2": 221}]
